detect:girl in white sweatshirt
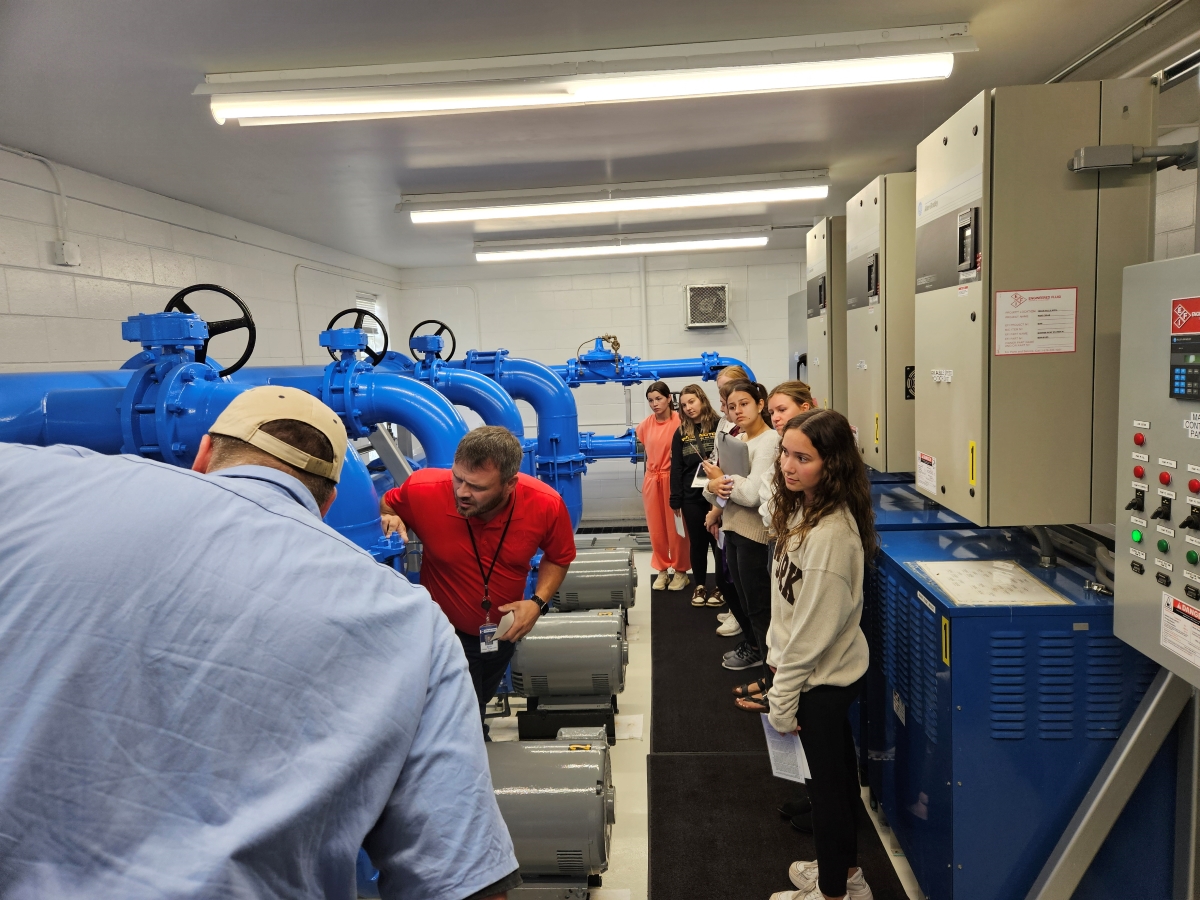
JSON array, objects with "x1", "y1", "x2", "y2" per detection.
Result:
[{"x1": 765, "y1": 408, "x2": 877, "y2": 900}]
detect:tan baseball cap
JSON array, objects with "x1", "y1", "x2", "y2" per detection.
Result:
[{"x1": 209, "y1": 386, "x2": 348, "y2": 482}]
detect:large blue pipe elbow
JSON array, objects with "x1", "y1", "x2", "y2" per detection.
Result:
[
  {"x1": 232, "y1": 368, "x2": 468, "y2": 469},
  {"x1": 449, "y1": 352, "x2": 584, "y2": 529},
  {"x1": 356, "y1": 375, "x2": 468, "y2": 469}
]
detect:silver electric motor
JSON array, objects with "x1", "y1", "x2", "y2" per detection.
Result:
[
  {"x1": 553, "y1": 547, "x2": 637, "y2": 610},
  {"x1": 511, "y1": 609, "x2": 628, "y2": 698},
  {"x1": 487, "y1": 727, "x2": 614, "y2": 882}
]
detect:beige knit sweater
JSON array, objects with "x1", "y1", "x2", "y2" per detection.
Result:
[
  {"x1": 702, "y1": 427, "x2": 780, "y2": 545},
  {"x1": 765, "y1": 504, "x2": 869, "y2": 733}
]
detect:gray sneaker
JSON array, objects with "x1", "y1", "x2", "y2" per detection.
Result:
[
  {"x1": 722, "y1": 642, "x2": 763, "y2": 670},
  {"x1": 723, "y1": 640, "x2": 752, "y2": 661},
  {"x1": 787, "y1": 863, "x2": 873, "y2": 899}
]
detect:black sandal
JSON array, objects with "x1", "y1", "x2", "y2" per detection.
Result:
[
  {"x1": 735, "y1": 693, "x2": 769, "y2": 712},
  {"x1": 732, "y1": 677, "x2": 768, "y2": 699}
]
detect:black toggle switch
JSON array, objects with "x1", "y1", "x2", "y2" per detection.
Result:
[
  {"x1": 1151, "y1": 497, "x2": 1172, "y2": 523},
  {"x1": 1181, "y1": 510, "x2": 1200, "y2": 531},
  {"x1": 1125, "y1": 489, "x2": 1146, "y2": 512}
]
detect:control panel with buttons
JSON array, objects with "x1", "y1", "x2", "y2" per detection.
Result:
[{"x1": 1115, "y1": 257, "x2": 1200, "y2": 687}]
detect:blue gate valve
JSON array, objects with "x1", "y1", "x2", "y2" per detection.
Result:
[
  {"x1": 317, "y1": 327, "x2": 376, "y2": 439},
  {"x1": 116, "y1": 312, "x2": 225, "y2": 466}
]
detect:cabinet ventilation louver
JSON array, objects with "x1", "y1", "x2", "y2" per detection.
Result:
[{"x1": 686, "y1": 284, "x2": 729, "y2": 329}]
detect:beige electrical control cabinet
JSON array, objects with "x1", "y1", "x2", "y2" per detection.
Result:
[
  {"x1": 806, "y1": 216, "x2": 847, "y2": 412},
  {"x1": 845, "y1": 174, "x2": 916, "y2": 472},
  {"x1": 913, "y1": 80, "x2": 1155, "y2": 526}
]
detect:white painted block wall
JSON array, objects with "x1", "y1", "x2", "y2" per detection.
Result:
[
  {"x1": 0, "y1": 152, "x2": 403, "y2": 374},
  {"x1": 393, "y1": 251, "x2": 802, "y2": 522},
  {"x1": 1155, "y1": 126, "x2": 1198, "y2": 261}
]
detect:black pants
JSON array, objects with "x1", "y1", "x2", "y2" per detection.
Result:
[
  {"x1": 456, "y1": 630, "x2": 517, "y2": 739},
  {"x1": 798, "y1": 679, "x2": 865, "y2": 897},
  {"x1": 723, "y1": 531, "x2": 771, "y2": 657},
  {"x1": 679, "y1": 497, "x2": 733, "y2": 597}
]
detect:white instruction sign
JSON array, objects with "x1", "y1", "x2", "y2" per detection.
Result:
[
  {"x1": 909, "y1": 559, "x2": 1072, "y2": 607},
  {"x1": 1162, "y1": 591, "x2": 1200, "y2": 670},
  {"x1": 761, "y1": 714, "x2": 810, "y2": 783},
  {"x1": 917, "y1": 452, "x2": 937, "y2": 493},
  {"x1": 994, "y1": 288, "x2": 1078, "y2": 356}
]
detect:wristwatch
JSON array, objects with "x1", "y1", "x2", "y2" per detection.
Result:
[{"x1": 531, "y1": 595, "x2": 551, "y2": 615}]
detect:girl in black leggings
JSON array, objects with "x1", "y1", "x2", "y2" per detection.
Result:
[
  {"x1": 766, "y1": 409, "x2": 877, "y2": 900},
  {"x1": 669, "y1": 384, "x2": 731, "y2": 607}
]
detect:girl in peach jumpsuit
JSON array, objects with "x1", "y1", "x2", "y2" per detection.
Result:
[{"x1": 637, "y1": 381, "x2": 691, "y2": 591}]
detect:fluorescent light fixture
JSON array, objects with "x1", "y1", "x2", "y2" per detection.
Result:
[
  {"x1": 404, "y1": 171, "x2": 829, "y2": 224},
  {"x1": 474, "y1": 229, "x2": 771, "y2": 263},
  {"x1": 197, "y1": 24, "x2": 975, "y2": 125}
]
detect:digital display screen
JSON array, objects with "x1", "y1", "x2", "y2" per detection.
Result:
[{"x1": 1170, "y1": 334, "x2": 1200, "y2": 399}]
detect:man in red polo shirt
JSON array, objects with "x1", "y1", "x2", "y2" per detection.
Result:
[{"x1": 380, "y1": 426, "x2": 575, "y2": 735}]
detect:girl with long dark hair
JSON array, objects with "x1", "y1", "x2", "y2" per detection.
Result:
[
  {"x1": 701, "y1": 381, "x2": 779, "y2": 673},
  {"x1": 669, "y1": 384, "x2": 730, "y2": 607},
  {"x1": 765, "y1": 408, "x2": 876, "y2": 900}
]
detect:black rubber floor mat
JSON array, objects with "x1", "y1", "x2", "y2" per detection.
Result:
[
  {"x1": 647, "y1": 752, "x2": 909, "y2": 900},
  {"x1": 650, "y1": 584, "x2": 772, "y2": 753}
]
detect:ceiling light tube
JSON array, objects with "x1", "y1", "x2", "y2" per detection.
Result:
[
  {"x1": 475, "y1": 235, "x2": 770, "y2": 263},
  {"x1": 411, "y1": 184, "x2": 828, "y2": 224},
  {"x1": 198, "y1": 26, "x2": 974, "y2": 125}
]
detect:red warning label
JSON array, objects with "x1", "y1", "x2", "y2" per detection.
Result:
[{"x1": 1171, "y1": 297, "x2": 1200, "y2": 335}]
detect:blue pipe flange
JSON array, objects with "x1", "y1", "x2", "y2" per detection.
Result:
[
  {"x1": 117, "y1": 312, "x2": 223, "y2": 466},
  {"x1": 368, "y1": 531, "x2": 407, "y2": 569},
  {"x1": 319, "y1": 328, "x2": 375, "y2": 439}
]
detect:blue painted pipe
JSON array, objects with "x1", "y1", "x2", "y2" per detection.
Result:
[
  {"x1": 579, "y1": 429, "x2": 640, "y2": 462},
  {"x1": 551, "y1": 347, "x2": 755, "y2": 387},
  {"x1": 0, "y1": 370, "x2": 132, "y2": 447},
  {"x1": 230, "y1": 369, "x2": 467, "y2": 469},
  {"x1": 447, "y1": 351, "x2": 585, "y2": 529}
]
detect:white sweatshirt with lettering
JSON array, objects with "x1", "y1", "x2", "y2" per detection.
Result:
[{"x1": 766, "y1": 504, "x2": 869, "y2": 734}]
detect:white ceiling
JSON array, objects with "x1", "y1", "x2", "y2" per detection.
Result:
[{"x1": 0, "y1": 0, "x2": 1194, "y2": 268}]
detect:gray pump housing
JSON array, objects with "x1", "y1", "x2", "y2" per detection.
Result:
[
  {"x1": 552, "y1": 547, "x2": 637, "y2": 610},
  {"x1": 511, "y1": 609, "x2": 628, "y2": 698},
  {"x1": 488, "y1": 727, "x2": 614, "y2": 879}
]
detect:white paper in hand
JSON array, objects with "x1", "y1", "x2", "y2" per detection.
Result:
[
  {"x1": 761, "y1": 713, "x2": 810, "y2": 782},
  {"x1": 674, "y1": 512, "x2": 686, "y2": 537},
  {"x1": 493, "y1": 611, "x2": 516, "y2": 641}
]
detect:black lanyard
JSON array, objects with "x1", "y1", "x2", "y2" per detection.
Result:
[{"x1": 464, "y1": 499, "x2": 517, "y2": 618}]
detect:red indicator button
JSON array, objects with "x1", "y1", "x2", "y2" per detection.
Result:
[
  {"x1": 1134, "y1": 432, "x2": 1146, "y2": 446},
  {"x1": 1161, "y1": 471, "x2": 1173, "y2": 486},
  {"x1": 1190, "y1": 479, "x2": 1200, "y2": 494},
  {"x1": 1134, "y1": 465, "x2": 1145, "y2": 478}
]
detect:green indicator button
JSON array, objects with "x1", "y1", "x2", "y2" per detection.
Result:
[
  {"x1": 1132, "y1": 529, "x2": 1143, "y2": 543},
  {"x1": 1189, "y1": 550, "x2": 1198, "y2": 566},
  {"x1": 1159, "y1": 538, "x2": 1171, "y2": 553}
]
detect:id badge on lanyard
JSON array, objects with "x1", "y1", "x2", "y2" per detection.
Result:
[
  {"x1": 479, "y1": 618, "x2": 499, "y2": 654},
  {"x1": 467, "y1": 500, "x2": 517, "y2": 656}
]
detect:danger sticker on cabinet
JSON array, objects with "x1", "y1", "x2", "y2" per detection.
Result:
[
  {"x1": 1162, "y1": 592, "x2": 1200, "y2": 669},
  {"x1": 917, "y1": 452, "x2": 937, "y2": 493},
  {"x1": 994, "y1": 288, "x2": 1078, "y2": 356}
]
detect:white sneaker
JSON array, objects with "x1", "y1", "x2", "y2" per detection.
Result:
[
  {"x1": 668, "y1": 572, "x2": 690, "y2": 591},
  {"x1": 786, "y1": 863, "x2": 873, "y2": 899},
  {"x1": 716, "y1": 610, "x2": 733, "y2": 623},
  {"x1": 716, "y1": 616, "x2": 743, "y2": 637},
  {"x1": 652, "y1": 571, "x2": 670, "y2": 590}
]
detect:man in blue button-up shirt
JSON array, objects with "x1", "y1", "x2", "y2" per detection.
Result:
[{"x1": 0, "y1": 387, "x2": 519, "y2": 900}]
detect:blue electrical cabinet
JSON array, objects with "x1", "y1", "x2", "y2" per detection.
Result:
[
  {"x1": 855, "y1": 480, "x2": 971, "y2": 787},
  {"x1": 871, "y1": 528, "x2": 1175, "y2": 900}
]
